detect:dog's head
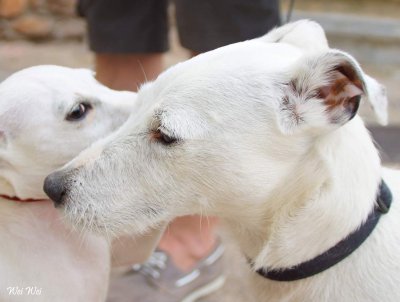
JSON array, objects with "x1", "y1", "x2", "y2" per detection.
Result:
[
  {"x1": 44, "y1": 21, "x2": 388, "y2": 236},
  {"x1": 0, "y1": 65, "x2": 135, "y2": 199}
]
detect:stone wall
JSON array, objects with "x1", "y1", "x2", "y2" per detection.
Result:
[{"x1": 0, "y1": 0, "x2": 84, "y2": 41}]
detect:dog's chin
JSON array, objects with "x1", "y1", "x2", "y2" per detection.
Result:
[
  {"x1": 61, "y1": 211, "x2": 117, "y2": 241},
  {"x1": 61, "y1": 204, "x2": 156, "y2": 241}
]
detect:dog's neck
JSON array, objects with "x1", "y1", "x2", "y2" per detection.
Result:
[{"x1": 227, "y1": 117, "x2": 382, "y2": 271}]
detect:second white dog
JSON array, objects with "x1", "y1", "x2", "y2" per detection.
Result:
[{"x1": 0, "y1": 66, "x2": 135, "y2": 301}]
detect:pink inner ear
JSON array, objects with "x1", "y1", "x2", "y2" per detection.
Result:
[
  {"x1": 343, "y1": 78, "x2": 363, "y2": 99},
  {"x1": 319, "y1": 70, "x2": 363, "y2": 114}
]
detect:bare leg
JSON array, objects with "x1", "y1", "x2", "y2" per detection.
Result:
[
  {"x1": 159, "y1": 216, "x2": 218, "y2": 271},
  {"x1": 96, "y1": 53, "x2": 164, "y2": 91},
  {"x1": 96, "y1": 53, "x2": 219, "y2": 271}
]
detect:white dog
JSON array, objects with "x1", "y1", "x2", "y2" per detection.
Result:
[
  {"x1": 0, "y1": 65, "x2": 137, "y2": 302},
  {"x1": 45, "y1": 21, "x2": 400, "y2": 302}
]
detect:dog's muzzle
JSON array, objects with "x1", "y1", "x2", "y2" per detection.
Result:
[{"x1": 43, "y1": 171, "x2": 68, "y2": 207}]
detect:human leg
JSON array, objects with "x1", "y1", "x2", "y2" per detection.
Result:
[
  {"x1": 175, "y1": 0, "x2": 281, "y2": 53},
  {"x1": 95, "y1": 53, "x2": 164, "y2": 91}
]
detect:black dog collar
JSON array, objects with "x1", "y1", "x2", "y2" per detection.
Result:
[{"x1": 254, "y1": 180, "x2": 392, "y2": 282}]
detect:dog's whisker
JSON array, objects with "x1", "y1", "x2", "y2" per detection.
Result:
[
  {"x1": 102, "y1": 218, "x2": 112, "y2": 245},
  {"x1": 137, "y1": 60, "x2": 148, "y2": 84}
]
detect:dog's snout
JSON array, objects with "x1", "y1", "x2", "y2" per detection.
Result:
[{"x1": 43, "y1": 171, "x2": 68, "y2": 207}]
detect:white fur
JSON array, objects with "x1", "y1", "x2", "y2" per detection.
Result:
[
  {"x1": 51, "y1": 21, "x2": 399, "y2": 301},
  {"x1": 0, "y1": 66, "x2": 136, "y2": 301}
]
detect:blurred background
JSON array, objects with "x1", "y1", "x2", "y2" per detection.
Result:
[{"x1": 0, "y1": 1, "x2": 398, "y2": 301}]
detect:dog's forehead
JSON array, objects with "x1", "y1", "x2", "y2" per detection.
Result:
[
  {"x1": 139, "y1": 41, "x2": 303, "y2": 130},
  {"x1": 149, "y1": 41, "x2": 303, "y2": 110},
  {"x1": 158, "y1": 41, "x2": 302, "y2": 86},
  {"x1": 0, "y1": 66, "x2": 101, "y2": 130},
  {"x1": 2, "y1": 65, "x2": 94, "y2": 89},
  {"x1": 0, "y1": 66, "x2": 99, "y2": 109}
]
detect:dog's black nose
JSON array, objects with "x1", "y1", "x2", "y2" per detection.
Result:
[{"x1": 43, "y1": 171, "x2": 67, "y2": 207}]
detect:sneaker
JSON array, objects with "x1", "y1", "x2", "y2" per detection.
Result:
[{"x1": 107, "y1": 241, "x2": 226, "y2": 302}]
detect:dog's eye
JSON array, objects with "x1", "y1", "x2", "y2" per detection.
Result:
[
  {"x1": 154, "y1": 129, "x2": 178, "y2": 145},
  {"x1": 66, "y1": 103, "x2": 92, "y2": 121}
]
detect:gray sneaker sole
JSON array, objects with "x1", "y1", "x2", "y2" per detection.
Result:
[{"x1": 181, "y1": 275, "x2": 226, "y2": 302}]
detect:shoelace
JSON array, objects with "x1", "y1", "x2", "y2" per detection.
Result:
[{"x1": 132, "y1": 251, "x2": 168, "y2": 279}]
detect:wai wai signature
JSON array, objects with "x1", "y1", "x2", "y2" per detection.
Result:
[{"x1": 7, "y1": 286, "x2": 42, "y2": 296}]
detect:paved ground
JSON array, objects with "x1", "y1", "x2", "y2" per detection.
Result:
[{"x1": 0, "y1": 11, "x2": 398, "y2": 302}]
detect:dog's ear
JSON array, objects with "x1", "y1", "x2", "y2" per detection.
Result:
[
  {"x1": 277, "y1": 50, "x2": 388, "y2": 134},
  {"x1": 259, "y1": 20, "x2": 329, "y2": 52}
]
